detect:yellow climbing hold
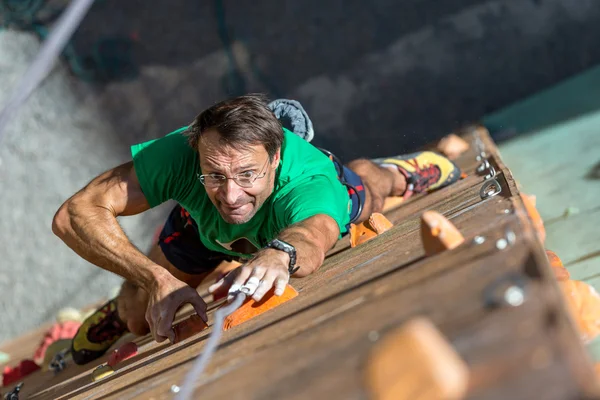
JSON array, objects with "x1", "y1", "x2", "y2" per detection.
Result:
[{"x1": 92, "y1": 364, "x2": 114, "y2": 381}]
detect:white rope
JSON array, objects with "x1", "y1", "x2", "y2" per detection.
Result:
[
  {"x1": 175, "y1": 292, "x2": 247, "y2": 400},
  {"x1": 0, "y1": 0, "x2": 97, "y2": 145}
]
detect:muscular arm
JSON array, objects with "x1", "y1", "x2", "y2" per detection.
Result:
[
  {"x1": 52, "y1": 161, "x2": 167, "y2": 292},
  {"x1": 275, "y1": 213, "x2": 340, "y2": 277}
]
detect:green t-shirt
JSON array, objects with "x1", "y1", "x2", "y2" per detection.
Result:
[{"x1": 131, "y1": 127, "x2": 351, "y2": 259}]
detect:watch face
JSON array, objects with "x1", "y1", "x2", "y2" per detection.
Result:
[{"x1": 273, "y1": 239, "x2": 293, "y2": 252}]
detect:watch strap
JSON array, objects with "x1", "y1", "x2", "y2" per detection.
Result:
[{"x1": 266, "y1": 239, "x2": 299, "y2": 275}]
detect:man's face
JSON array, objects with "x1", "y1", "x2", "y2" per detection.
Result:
[{"x1": 198, "y1": 129, "x2": 280, "y2": 224}]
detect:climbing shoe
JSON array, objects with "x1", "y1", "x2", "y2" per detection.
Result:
[
  {"x1": 373, "y1": 151, "x2": 461, "y2": 200},
  {"x1": 70, "y1": 299, "x2": 128, "y2": 365}
]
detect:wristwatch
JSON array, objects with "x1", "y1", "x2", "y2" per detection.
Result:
[{"x1": 265, "y1": 238, "x2": 300, "y2": 275}]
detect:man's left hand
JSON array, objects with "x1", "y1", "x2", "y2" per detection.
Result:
[{"x1": 208, "y1": 248, "x2": 290, "y2": 302}]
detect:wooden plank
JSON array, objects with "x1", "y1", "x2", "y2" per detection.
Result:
[
  {"x1": 69, "y1": 220, "x2": 531, "y2": 400},
  {"x1": 62, "y1": 197, "x2": 576, "y2": 400},
  {"x1": 10, "y1": 189, "x2": 540, "y2": 398},
  {"x1": 28, "y1": 202, "x2": 522, "y2": 399},
  {"x1": 6, "y1": 175, "x2": 512, "y2": 399},
  {"x1": 28, "y1": 169, "x2": 526, "y2": 398},
  {"x1": 102, "y1": 234, "x2": 589, "y2": 399}
]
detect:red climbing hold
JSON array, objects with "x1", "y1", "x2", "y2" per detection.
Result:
[
  {"x1": 107, "y1": 341, "x2": 138, "y2": 368},
  {"x1": 33, "y1": 321, "x2": 81, "y2": 364},
  {"x1": 3, "y1": 359, "x2": 40, "y2": 386}
]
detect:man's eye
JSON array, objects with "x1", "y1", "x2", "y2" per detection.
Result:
[
  {"x1": 238, "y1": 171, "x2": 255, "y2": 180},
  {"x1": 207, "y1": 174, "x2": 225, "y2": 181}
]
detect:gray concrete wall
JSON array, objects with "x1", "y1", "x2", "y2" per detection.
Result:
[{"x1": 1, "y1": 0, "x2": 600, "y2": 341}]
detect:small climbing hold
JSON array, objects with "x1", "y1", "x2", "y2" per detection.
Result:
[
  {"x1": 382, "y1": 196, "x2": 405, "y2": 212},
  {"x1": 33, "y1": 321, "x2": 81, "y2": 364},
  {"x1": 0, "y1": 351, "x2": 10, "y2": 365},
  {"x1": 80, "y1": 307, "x2": 97, "y2": 321},
  {"x1": 350, "y1": 213, "x2": 394, "y2": 248},
  {"x1": 41, "y1": 339, "x2": 71, "y2": 372},
  {"x1": 172, "y1": 315, "x2": 209, "y2": 344},
  {"x1": 107, "y1": 341, "x2": 138, "y2": 368},
  {"x1": 3, "y1": 360, "x2": 40, "y2": 386},
  {"x1": 223, "y1": 285, "x2": 299, "y2": 331},
  {"x1": 437, "y1": 133, "x2": 470, "y2": 160},
  {"x1": 559, "y1": 280, "x2": 600, "y2": 343},
  {"x1": 520, "y1": 193, "x2": 546, "y2": 243},
  {"x1": 420, "y1": 211, "x2": 465, "y2": 256},
  {"x1": 563, "y1": 207, "x2": 580, "y2": 218},
  {"x1": 92, "y1": 364, "x2": 114, "y2": 381},
  {"x1": 545, "y1": 250, "x2": 570, "y2": 281},
  {"x1": 56, "y1": 307, "x2": 83, "y2": 323},
  {"x1": 365, "y1": 317, "x2": 469, "y2": 400}
]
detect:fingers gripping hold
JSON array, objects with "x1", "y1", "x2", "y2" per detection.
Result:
[{"x1": 242, "y1": 276, "x2": 261, "y2": 296}]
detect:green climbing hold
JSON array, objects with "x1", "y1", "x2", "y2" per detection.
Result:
[
  {"x1": 564, "y1": 207, "x2": 580, "y2": 217},
  {"x1": 0, "y1": 351, "x2": 10, "y2": 364}
]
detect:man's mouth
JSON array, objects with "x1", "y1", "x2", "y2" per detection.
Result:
[{"x1": 221, "y1": 203, "x2": 249, "y2": 214}]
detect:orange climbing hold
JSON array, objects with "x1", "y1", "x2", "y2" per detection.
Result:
[
  {"x1": 172, "y1": 315, "x2": 209, "y2": 344},
  {"x1": 382, "y1": 196, "x2": 405, "y2": 213},
  {"x1": 559, "y1": 280, "x2": 600, "y2": 343},
  {"x1": 437, "y1": 133, "x2": 470, "y2": 160},
  {"x1": 223, "y1": 284, "x2": 299, "y2": 331},
  {"x1": 365, "y1": 317, "x2": 469, "y2": 400},
  {"x1": 420, "y1": 211, "x2": 465, "y2": 256},
  {"x1": 520, "y1": 193, "x2": 546, "y2": 243},
  {"x1": 350, "y1": 213, "x2": 394, "y2": 248},
  {"x1": 545, "y1": 250, "x2": 570, "y2": 281}
]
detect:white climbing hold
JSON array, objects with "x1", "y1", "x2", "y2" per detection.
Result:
[
  {"x1": 56, "y1": 307, "x2": 83, "y2": 323},
  {"x1": 368, "y1": 331, "x2": 380, "y2": 342}
]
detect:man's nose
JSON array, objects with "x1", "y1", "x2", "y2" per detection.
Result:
[{"x1": 220, "y1": 179, "x2": 242, "y2": 204}]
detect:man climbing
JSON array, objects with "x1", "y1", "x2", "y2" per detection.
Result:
[{"x1": 52, "y1": 94, "x2": 461, "y2": 365}]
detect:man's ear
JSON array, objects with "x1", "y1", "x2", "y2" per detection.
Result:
[{"x1": 272, "y1": 149, "x2": 281, "y2": 169}]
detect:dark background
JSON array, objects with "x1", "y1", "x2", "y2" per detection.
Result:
[{"x1": 45, "y1": 0, "x2": 600, "y2": 159}]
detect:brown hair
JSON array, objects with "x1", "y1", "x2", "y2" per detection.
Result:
[{"x1": 185, "y1": 94, "x2": 283, "y2": 160}]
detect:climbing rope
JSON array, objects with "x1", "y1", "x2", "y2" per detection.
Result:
[
  {"x1": 175, "y1": 292, "x2": 247, "y2": 400},
  {"x1": 1, "y1": 0, "x2": 137, "y2": 83},
  {"x1": 0, "y1": 0, "x2": 97, "y2": 145}
]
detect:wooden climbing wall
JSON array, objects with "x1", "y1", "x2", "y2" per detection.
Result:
[{"x1": 1, "y1": 126, "x2": 599, "y2": 400}]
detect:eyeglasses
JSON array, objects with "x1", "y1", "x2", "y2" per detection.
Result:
[{"x1": 197, "y1": 158, "x2": 270, "y2": 188}]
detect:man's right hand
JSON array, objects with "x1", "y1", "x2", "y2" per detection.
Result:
[{"x1": 145, "y1": 271, "x2": 208, "y2": 343}]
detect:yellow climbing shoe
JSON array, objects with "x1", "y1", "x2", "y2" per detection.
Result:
[
  {"x1": 71, "y1": 299, "x2": 128, "y2": 365},
  {"x1": 375, "y1": 151, "x2": 461, "y2": 199}
]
